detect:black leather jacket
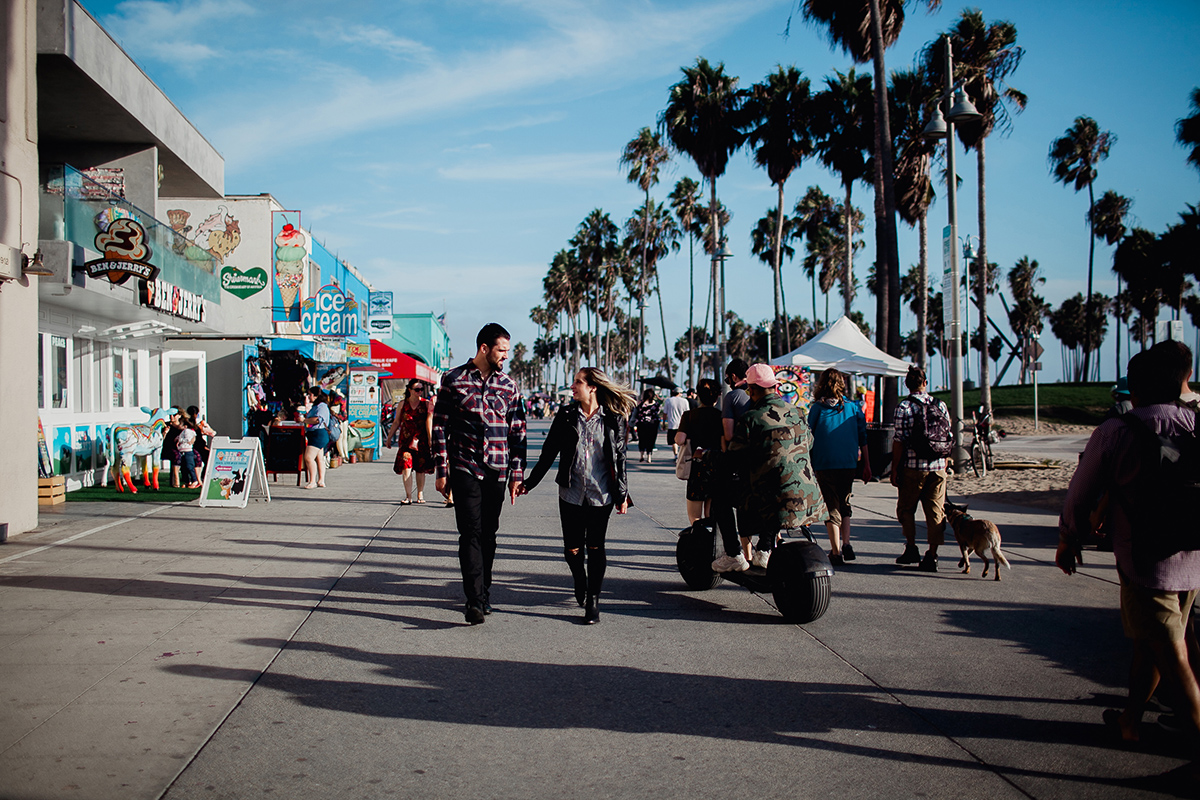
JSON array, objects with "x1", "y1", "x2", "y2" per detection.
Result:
[{"x1": 525, "y1": 401, "x2": 629, "y2": 504}]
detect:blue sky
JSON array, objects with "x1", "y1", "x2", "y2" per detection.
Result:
[{"x1": 85, "y1": 0, "x2": 1200, "y2": 386}]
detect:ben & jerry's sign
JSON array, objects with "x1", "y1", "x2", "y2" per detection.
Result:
[{"x1": 83, "y1": 218, "x2": 160, "y2": 285}]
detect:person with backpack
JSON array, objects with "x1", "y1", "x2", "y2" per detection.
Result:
[
  {"x1": 890, "y1": 365, "x2": 952, "y2": 572},
  {"x1": 1058, "y1": 345, "x2": 1200, "y2": 757}
]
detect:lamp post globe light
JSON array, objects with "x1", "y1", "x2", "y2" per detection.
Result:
[{"x1": 922, "y1": 33, "x2": 981, "y2": 474}]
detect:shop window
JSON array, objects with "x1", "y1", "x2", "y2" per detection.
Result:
[
  {"x1": 129, "y1": 350, "x2": 140, "y2": 407},
  {"x1": 50, "y1": 335, "x2": 68, "y2": 409},
  {"x1": 113, "y1": 350, "x2": 125, "y2": 407},
  {"x1": 92, "y1": 342, "x2": 107, "y2": 412}
]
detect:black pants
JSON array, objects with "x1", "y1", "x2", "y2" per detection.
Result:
[
  {"x1": 559, "y1": 500, "x2": 613, "y2": 597},
  {"x1": 450, "y1": 468, "x2": 506, "y2": 607}
]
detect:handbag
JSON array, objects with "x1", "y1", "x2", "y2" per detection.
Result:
[{"x1": 675, "y1": 441, "x2": 693, "y2": 480}]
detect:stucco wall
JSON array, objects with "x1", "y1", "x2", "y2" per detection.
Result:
[{"x1": 2, "y1": 0, "x2": 42, "y2": 535}]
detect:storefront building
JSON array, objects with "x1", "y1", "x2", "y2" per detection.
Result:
[{"x1": 384, "y1": 313, "x2": 453, "y2": 370}]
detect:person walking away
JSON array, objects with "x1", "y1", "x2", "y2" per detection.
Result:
[
  {"x1": 175, "y1": 409, "x2": 201, "y2": 489},
  {"x1": 634, "y1": 389, "x2": 662, "y2": 462},
  {"x1": 674, "y1": 378, "x2": 723, "y2": 523},
  {"x1": 1058, "y1": 345, "x2": 1200, "y2": 774},
  {"x1": 432, "y1": 323, "x2": 527, "y2": 625},
  {"x1": 521, "y1": 367, "x2": 635, "y2": 624},
  {"x1": 711, "y1": 359, "x2": 754, "y2": 571},
  {"x1": 302, "y1": 387, "x2": 331, "y2": 489},
  {"x1": 663, "y1": 386, "x2": 690, "y2": 458},
  {"x1": 891, "y1": 365, "x2": 951, "y2": 571},
  {"x1": 808, "y1": 368, "x2": 869, "y2": 566},
  {"x1": 719, "y1": 364, "x2": 826, "y2": 571},
  {"x1": 387, "y1": 379, "x2": 435, "y2": 504}
]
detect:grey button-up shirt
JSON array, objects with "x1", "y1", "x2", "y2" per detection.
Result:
[{"x1": 560, "y1": 406, "x2": 614, "y2": 507}]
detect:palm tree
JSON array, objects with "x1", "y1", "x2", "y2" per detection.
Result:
[
  {"x1": 890, "y1": 66, "x2": 939, "y2": 372},
  {"x1": 799, "y1": 0, "x2": 941, "y2": 420},
  {"x1": 743, "y1": 65, "x2": 813, "y2": 356},
  {"x1": 1178, "y1": 87, "x2": 1200, "y2": 175},
  {"x1": 569, "y1": 210, "x2": 621, "y2": 370},
  {"x1": 751, "y1": 206, "x2": 797, "y2": 351},
  {"x1": 926, "y1": 9, "x2": 1025, "y2": 412},
  {"x1": 1049, "y1": 116, "x2": 1115, "y2": 382},
  {"x1": 812, "y1": 69, "x2": 873, "y2": 319},
  {"x1": 695, "y1": 199, "x2": 732, "y2": 352},
  {"x1": 544, "y1": 249, "x2": 584, "y2": 374},
  {"x1": 1007, "y1": 256, "x2": 1049, "y2": 384},
  {"x1": 1113, "y1": 228, "x2": 1161, "y2": 351},
  {"x1": 660, "y1": 57, "x2": 745, "y2": 378},
  {"x1": 669, "y1": 177, "x2": 703, "y2": 387},
  {"x1": 620, "y1": 128, "x2": 671, "y2": 375},
  {"x1": 1090, "y1": 190, "x2": 1132, "y2": 377},
  {"x1": 624, "y1": 201, "x2": 681, "y2": 379},
  {"x1": 793, "y1": 186, "x2": 842, "y2": 325}
]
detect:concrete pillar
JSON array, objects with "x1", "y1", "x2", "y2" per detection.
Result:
[{"x1": 0, "y1": 0, "x2": 41, "y2": 535}]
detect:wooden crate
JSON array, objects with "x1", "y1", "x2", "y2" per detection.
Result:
[{"x1": 38, "y1": 476, "x2": 66, "y2": 506}]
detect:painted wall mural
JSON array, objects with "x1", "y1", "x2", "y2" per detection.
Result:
[{"x1": 166, "y1": 205, "x2": 243, "y2": 271}]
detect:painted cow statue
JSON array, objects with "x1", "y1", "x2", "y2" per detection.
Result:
[{"x1": 109, "y1": 407, "x2": 177, "y2": 493}]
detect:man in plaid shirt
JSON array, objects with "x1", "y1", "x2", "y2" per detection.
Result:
[
  {"x1": 433, "y1": 322, "x2": 527, "y2": 625},
  {"x1": 890, "y1": 365, "x2": 949, "y2": 572}
]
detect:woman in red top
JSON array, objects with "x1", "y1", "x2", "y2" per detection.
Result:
[{"x1": 387, "y1": 379, "x2": 435, "y2": 504}]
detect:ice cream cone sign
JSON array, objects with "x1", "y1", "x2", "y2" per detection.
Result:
[
  {"x1": 83, "y1": 218, "x2": 159, "y2": 285},
  {"x1": 273, "y1": 223, "x2": 307, "y2": 321}
]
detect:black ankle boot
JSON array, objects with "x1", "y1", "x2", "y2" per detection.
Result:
[
  {"x1": 565, "y1": 551, "x2": 586, "y2": 607},
  {"x1": 583, "y1": 595, "x2": 599, "y2": 624}
]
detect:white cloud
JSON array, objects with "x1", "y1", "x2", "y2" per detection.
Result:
[
  {"x1": 100, "y1": 0, "x2": 256, "y2": 68},
  {"x1": 335, "y1": 24, "x2": 435, "y2": 63},
  {"x1": 438, "y1": 152, "x2": 617, "y2": 183},
  {"x1": 209, "y1": 0, "x2": 776, "y2": 163}
]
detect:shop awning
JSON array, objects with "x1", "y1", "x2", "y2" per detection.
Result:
[{"x1": 370, "y1": 340, "x2": 440, "y2": 383}]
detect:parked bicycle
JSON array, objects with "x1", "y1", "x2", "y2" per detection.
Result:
[{"x1": 970, "y1": 405, "x2": 997, "y2": 477}]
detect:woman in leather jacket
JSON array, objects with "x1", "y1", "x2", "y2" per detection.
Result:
[{"x1": 521, "y1": 367, "x2": 636, "y2": 624}]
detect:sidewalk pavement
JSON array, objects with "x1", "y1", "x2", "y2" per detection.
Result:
[{"x1": 0, "y1": 423, "x2": 1190, "y2": 799}]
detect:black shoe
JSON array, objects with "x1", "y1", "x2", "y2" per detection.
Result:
[
  {"x1": 465, "y1": 604, "x2": 486, "y2": 625},
  {"x1": 573, "y1": 576, "x2": 587, "y2": 608},
  {"x1": 583, "y1": 596, "x2": 599, "y2": 624},
  {"x1": 896, "y1": 544, "x2": 921, "y2": 565},
  {"x1": 842, "y1": 543, "x2": 856, "y2": 561},
  {"x1": 829, "y1": 553, "x2": 844, "y2": 566},
  {"x1": 482, "y1": 600, "x2": 493, "y2": 615},
  {"x1": 918, "y1": 552, "x2": 938, "y2": 572}
]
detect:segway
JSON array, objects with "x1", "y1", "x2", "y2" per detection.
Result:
[{"x1": 675, "y1": 518, "x2": 833, "y2": 623}]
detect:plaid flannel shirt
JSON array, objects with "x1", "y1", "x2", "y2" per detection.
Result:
[
  {"x1": 432, "y1": 362, "x2": 527, "y2": 483},
  {"x1": 892, "y1": 393, "x2": 949, "y2": 472}
]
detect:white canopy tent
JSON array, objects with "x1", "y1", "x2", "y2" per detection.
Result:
[{"x1": 769, "y1": 316, "x2": 912, "y2": 377}]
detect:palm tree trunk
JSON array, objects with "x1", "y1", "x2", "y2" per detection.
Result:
[
  {"x1": 1116, "y1": 275, "x2": 1122, "y2": 379},
  {"x1": 918, "y1": 212, "x2": 928, "y2": 371},
  {"x1": 977, "y1": 141, "x2": 992, "y2": 411},
  {"x1": 772, "y1": 183, "x2": 786, "y2": 357},
  {"x1": 656, "y1": 271, "x2": 669, "y2": 379},
  {"x1": 1083, "y1": 180, "x2": 1096, "y2": 384},
  {"x1": 843, "y1": 184, "x2": 853, "y2": 318},
  {"x1": 688, "y1": 234, "x2": 695, "y2": 388},
  {"x1": 710, "y1": 179, "x2": 723, "y2": 381}
]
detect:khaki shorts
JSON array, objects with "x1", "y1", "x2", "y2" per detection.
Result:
[
  {"x1": 816, "y1": 469, "x2": 856, "y2": 527},
  {"x1": 1119, "y1": 572, "x2": 1198, "y2": 642}
]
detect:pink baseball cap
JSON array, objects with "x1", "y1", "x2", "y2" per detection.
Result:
[{"x1": 744, "y1": 364, "x2": 779, "y2": 388}]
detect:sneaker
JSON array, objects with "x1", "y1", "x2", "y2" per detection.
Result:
[
  {"x1": 464, "y1": 604, "x2": 486, "y2": 625},
  {"x1": 712, "y1": 554, "x2": 750, "y2": 573},
  {"x1": 918, "y1": 552, "x2": 938, "y2": 572},
  {"x1": 896, "y1": 544, "x2": 921, "y2": 565},
  {"x1": 751, "y1": 550, "x2": 771, "y2": 569},
  {"x1": 842, "y1": 543, "x2": 856, "y2": 562}
]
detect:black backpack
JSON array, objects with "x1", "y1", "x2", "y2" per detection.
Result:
[
  {"x1": 908, "y1": 396, "x2": 952, "y2": 460},
  {"x1": 1116, "y1": 411, "x2": 1200, "y2": 570}
]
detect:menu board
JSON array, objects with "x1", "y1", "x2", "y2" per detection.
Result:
[
  {"x1": 199, "y1": 437, "x2": 270, "y2": 508},
  {"x1": 347, "y1": 371, "x2": 381, "y2": 451}
]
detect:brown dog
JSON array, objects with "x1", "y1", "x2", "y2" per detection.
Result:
[{"x1": 945, "y1": 501, "x2": 1011, "y2": 581}]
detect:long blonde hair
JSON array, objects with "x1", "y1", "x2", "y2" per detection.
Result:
[{"x1": 578, "y1": 367, "x2": 637, "y2": 417}]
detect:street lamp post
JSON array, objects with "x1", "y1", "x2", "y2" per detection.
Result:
[
  {"x1": 922, "y1": 34, "x2": 981, "y2": 475},
  {"x1": 713, "y1": 237, "x2": 733, "y2": 393},
  {"x1": 962, "y1": 234, "x2": 979, "y2": 385}
]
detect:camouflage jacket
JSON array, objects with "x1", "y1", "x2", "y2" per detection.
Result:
[{"x1": 729, "y1": 393, "x2": 828, "y2": 536}]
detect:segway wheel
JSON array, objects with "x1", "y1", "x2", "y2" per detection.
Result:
[
  {"x1": 675, "y1": 521, "x2": 723, "y2": 591},
  {"x1": 768, "y1": 541, "x2": 832, "y2": 623}
]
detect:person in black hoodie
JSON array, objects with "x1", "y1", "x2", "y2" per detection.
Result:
[{"x1": 521, "y1": 367, "x2": 636, "y2": 624}]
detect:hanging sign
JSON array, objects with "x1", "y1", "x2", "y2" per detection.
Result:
[
  {"x1": 198, "y1": 436, "x2": 270, "y2": 508},
  {"x1": 139, "y1": 279, "x2": 206, "y2": 323},
  {"x1": 221, "y1": 266, "x2": 269, "y2": 299},
  {"x1": 368, "y1": 292, "x2": 393, "y2": 337},
  {"x1": 83, "y1": 218, "x2": 160, "y2": 285},
  {"x1": 301, "y1": 284, "x2": 359, "y2": 337}
]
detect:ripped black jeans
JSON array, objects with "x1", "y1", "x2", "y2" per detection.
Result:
[{"x1": 558, "y1": 500, "x2": 614, "y2": 599}]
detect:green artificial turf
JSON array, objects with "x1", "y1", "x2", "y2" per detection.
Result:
[
  {"x1": 66, "y1": 484, "x2": 201, "y2": 503},
  {"x1": 931, "y1": 381, "x2": 1113, "y2": 425}
]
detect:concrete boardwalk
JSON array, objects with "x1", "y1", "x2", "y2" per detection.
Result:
[{"x1": 0, "y1": 421, "x2": 1191, "y2": 799}]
